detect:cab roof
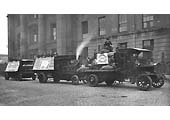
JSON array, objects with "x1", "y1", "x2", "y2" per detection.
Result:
[{"x1": 119, "y1": 48, "x2": 151, "y2": 54}]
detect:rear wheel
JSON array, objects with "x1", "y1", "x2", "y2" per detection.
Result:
[
  {"x1": 38, "y1": 73, "x2": 47, "y2": 83},
  {"x1": 151, "y1": 75, "x2": 164, "y2": 88},
  {"x1": 88, "y1": 74, "x2": 99, "y2": 87},
  {"x1": 71, "y1": 75, "x2": 80, "y2": 85},
  {"x1": 136, "y1": 75, "x2": 152, "y2": 91}
]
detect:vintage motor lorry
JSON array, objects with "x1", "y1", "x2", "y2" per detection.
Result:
[
  {"x1": 74, "y1": 47, "x2": 165, "y2": 90},
  {"x1": 4, "y1": 59, "x2": 36, "y2": 81}
]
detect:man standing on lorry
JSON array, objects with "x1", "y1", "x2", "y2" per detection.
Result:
[{"x1": 104, "y1": 37, "x2": 113, "y2": 52}]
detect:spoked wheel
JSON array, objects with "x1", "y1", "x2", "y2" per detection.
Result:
[
  {"x1": 88, "y1": 74, "x2": 99, "y2": 87},
  {"x1": 151, "y1": 75, "x2": 164, "y2": 88},
  {"x1": 38, "y1": 73, "x2": 47, "y2": 83},
  {"x1": 71, "y1": 75, "x2": 80, "y2": 85},
  {"x1": 136, "y1": 75, "x2": 152, "y2": 91},
  {"x1": 105, "y1": 81, "x2": 114, "y2": 86}
]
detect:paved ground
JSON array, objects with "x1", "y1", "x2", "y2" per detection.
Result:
[{"x1": 0, "y1": 76, "x2": 170, "y2": 106}]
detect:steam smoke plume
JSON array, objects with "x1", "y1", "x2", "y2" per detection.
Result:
[{"x1": 76, "y1": 36, "x2": 92, "y2": 60}]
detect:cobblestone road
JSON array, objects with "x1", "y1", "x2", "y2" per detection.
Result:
[{"x1": 0, "y1": 76, "x2": 169, "y2": 106}]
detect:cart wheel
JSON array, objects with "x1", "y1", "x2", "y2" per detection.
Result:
[
  {"x1": 105, "y1": 81, "x2": 114, "y2": 86},
  {"x1": 4, "y1": 73, "x2": 9, "y2": 80},
  {"x1": 71, "y1": 75, "x2": 80, "y2": 85},
  {"x1": 53, "y1": 76, "x2": 60, "y2": 83},
  {"x1": 136, "y1": 75, "x2": 152, "y2": 91},
  {"x1": 88, "y1": 74, "x2": 99, "y2": 87},
  {"x1": 151, "y1": 75, "x2": 164, "y2": 88},
  {"x1": 38, "y1": 73, "x2": 47, "y2": 83}
]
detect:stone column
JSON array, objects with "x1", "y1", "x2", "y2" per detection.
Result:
[
  {"x1": 8, "y1": 15, "x2": 15, "y2": 61},
  {"x1": 56, "y1": 14, "x2": 66, "y2": 55},
  {"x1": 38, "y1": 14, "x2": 46, "y2": 55},
  {"x1": 20, "y1": 15, "x2": 27, "y2": 58}
]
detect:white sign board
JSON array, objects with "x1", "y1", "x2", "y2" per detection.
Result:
[
  {"x1": 96, "y1": 53, "x2": 109, "y2": 64},
  {"x1": 5, "y1": 61, "x2": 20, "y2": 72},
  {"x1": 33, "y1": 57, "x2": 54, "y2": 70}
]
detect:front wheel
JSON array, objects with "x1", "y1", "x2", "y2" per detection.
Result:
[
  {"x1": 88, "y1": 74, "x2": 99, "y2": 87},
  {"x1": 136, "y1": 75, "x2": 152, "y2": 91},
  {"x1": 71, "y1": 75, "x2": 80, "y2": 85},
  {"x1": 151, "y1": 75, "x2": 164, "y2": 88}
]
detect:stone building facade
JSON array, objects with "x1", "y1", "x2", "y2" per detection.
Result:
[{"x1": 8, "y1": 14, "x2": 170, "y2": 63}]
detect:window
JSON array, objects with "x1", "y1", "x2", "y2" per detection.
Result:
[
  {"x1": 50, "y1": 23, "x2": 57, "y2": 40},
  {"x1": 30, "y1": 26, "x2": 38, "y2": 43},
  {"x1": 33, "y1": 28, "x2": 38, "y2": 42},
  {"x1": 33, "y1": 34, "x2": 37, "y2": 42},
  {"x1": 118, "y1": 14, "x2": 127, "y2": 32},
  {"x1": 142, "y1": 14, "x2": 154, "y2": 28},
  {"x1": 98, "y1": 16, "x2": 106, "y2": 36},
  {"x1": 82, "y1": 21, "x2": 88, "y2": 34},
  {"x1": 118, "y1": 42, "x2": 127, "y2": 49}
]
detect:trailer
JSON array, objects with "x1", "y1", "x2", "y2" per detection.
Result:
[
  {"x1": 33, "y1": 55, "x2": 80, "y2": 84},
  {"x1": 4, "y1": 59, "x2": 36, "y2": 81}
]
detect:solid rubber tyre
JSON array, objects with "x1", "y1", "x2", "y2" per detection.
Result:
[
  {"x1": 71, "y1": 75, "x2": 80, "y2": 85},
  {"x1": 88, "y1": 74, "x2": 99, "y2": 87},
  {"x1": 151, "y1": 75, "x2": 164, "y2": 88},
  {"x1": 136, "y1": 75, "x2": 152, "y2": 91}
]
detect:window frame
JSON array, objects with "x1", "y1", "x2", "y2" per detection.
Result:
[
  {"x1": 142, "y1": 14, "x2": 154, "y2": 29},
  {"x1": 118, "y1": 14, "x2": 128, "y2": 33},
  {"x1": 82, "y1": 21, "x2": 88, "y2": 34},
  {"x1": 50, "y1": 23, "x2": 57, "y2": 41},
  {"x1": 98, "y1": 16, "x2": 106, "y2": 36}
]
